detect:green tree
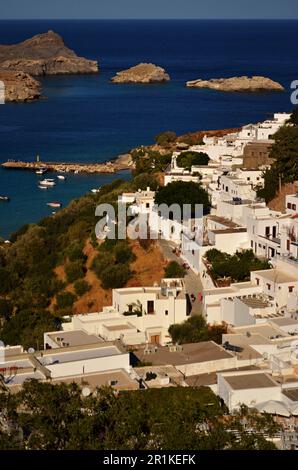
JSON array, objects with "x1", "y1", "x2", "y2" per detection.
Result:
[
  {"x1": 65, "y1": 261, "x2": 85, "y2": 284},
  {"x1": 155, "y1": 181, "x2": 211, "y2": 215},
  {"x1": 56, "y1": 292, "x2": 77, "y2": 310},
  {"x1": 164, "y1": 261, "x2": 186, "y2": 278},
  {"x1": 176, "y1": 151, "x2": 210, "y2": 170},
  {"x1": 155, "y1": 131, "x2": 177, "y2": 146}
]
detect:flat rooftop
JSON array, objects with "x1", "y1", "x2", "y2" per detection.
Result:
[
  {"x1": 271, "y1": 317, "x2": 298, "y2": 328},
  {"x1": 134, "y1": 341, "x2": 234, "y2": 366},
  {"x1": 104, "y1": 324, "x2": 134, "y2": 331},
  {"x1": 47, "y1": 330, "x2": 104, "y2": 347},
  {"x1": 282, "y1": 388, "x2": 298, "y2": 402},
  {"x1": 209, "y1": 228, "x2": 247, "y2": 235},
  {"x1": 36, "y1": 343, "x2": 123, "y2": 366},
  {"x1": 185, "y1": 365, "x2": 258, "y2": 387},
  {"x1": 51, "y1": 369, "x2": 139, "y2": 391},
  {"x1": 224, "y1": 373, "x2": 278, "y2": 390},
  {"x1": 207, "y1": 215, "x2": 240, "y2": 228},
  {"x1": 254, "y1": 269, "x2": 298, "y2": 284},
  {"x1": 233, "y1": 324, "x2": 287, "y2": 339}
]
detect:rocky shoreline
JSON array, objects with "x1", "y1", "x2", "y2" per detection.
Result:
[{"x1": 0, "y1": 70, "x2": 41, "y2": 102}]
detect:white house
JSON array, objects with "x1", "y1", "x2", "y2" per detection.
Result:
[{"x1": 62, "y1": 279, "x2": 189, "y2": 346}]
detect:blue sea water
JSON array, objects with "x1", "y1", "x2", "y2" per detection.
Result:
[{"x1": 0, "y1": 19, "x2": 298, "y2": 238}]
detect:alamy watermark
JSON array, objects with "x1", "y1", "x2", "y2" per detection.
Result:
[
  {"x1": 95, "y1": 202, "x2": 204, "y2": 249},
  {"x1": 291, "y1": 80, "x2": 298, "y2": 105},
  {"x1": 0, "y1": 81, "x2": 5, "y2": 104}
]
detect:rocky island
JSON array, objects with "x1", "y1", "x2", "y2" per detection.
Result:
[
  {"x1": 186, "y1": 75, "x2": 284, "y2": 92},
  {"x1": 0, "y1": 30, "x2": 98, "y2": 76},
  {"x1": 0, "y1": 70, "x2": 41, "y2": 102},
  {"x1": 111, "y1": 63, "x2": 170, "y2": 84},
  {"x1": 0, "y1": 31, "x2": 98, "y2": 102}
]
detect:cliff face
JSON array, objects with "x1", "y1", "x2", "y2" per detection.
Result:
[
  {"x1": 0, "y1": 30, "x2": 99, "y2": 76},
  {"x1": 111, "y1": 63, "x2": 170, "y2": 84},
  {"x1": 0, "y1": 71, "x2": 41, "y2": 102},
  {"x1": 186, "y1": 76, "x2": 284, "y2": 92}
]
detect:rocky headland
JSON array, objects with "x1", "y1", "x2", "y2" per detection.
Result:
[
  {"x1": 0, "y1": 30, "x2": 98, "y2": 76},
  {"x1": 186, "y1": 75, "x2": 284, "y2": 92},
  {"x1": 0, "y1": 31, "x2": 98, "y2": 102},
  {"x1": 0, "y1": 70, "x2": 41, "y2": 102},
  {"x1": 111, "y1": 63, "x2": 170, "y2": 84}
]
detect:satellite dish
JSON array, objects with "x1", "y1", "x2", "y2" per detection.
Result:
[
  {"x1": 28, "y1": 347, "x2": 35, "y2": 354},
  {"x1": 82, "y1": 387, "x2": 91, "y2": 397}
]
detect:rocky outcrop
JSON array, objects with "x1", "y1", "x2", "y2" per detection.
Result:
[
  {"x1": 111, "y1": 63, "x2": 170, "y2": 84},
  {"x1": 0, "y1": 71, "x2": 41, "y2": 102},
  {"x1": 186, "y1": 76, "x2": 284, "y2": 92},
  {"x1": 0, "y1": 30, "x2": 98, "y2": 76}
]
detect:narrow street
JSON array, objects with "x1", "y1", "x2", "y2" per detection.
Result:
[{"x1": 157, "y1": 239, "x2": 203, "y2": 315}]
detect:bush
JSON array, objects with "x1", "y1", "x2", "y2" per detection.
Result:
[
  {"x1": 155, "y1": 131, "x2": 177, "y2": 146},
  {"x1": 100, "y1": 264, "x2": 133, "y2": 289},
  {"x1": 131, "y1": 173, "x2": 159, "y2": 191},
  {"x1": 74, "y1": 279, "x2": 91, "y2": 297},
  {"x1": 67, "y1": 242, "x2": 87, "y2": 262},
  {"x1": 65, "y1": 261, "x2": 85, "y2": 283},
  {"x1": 56, "y1": 292, "x2": 77, "y2": 310},
  {"x1": 164, "y1": 261, "x2": 186, "y2": 278},
  {"x1": 114, "y1": 242, "x2": 136, "y2": 264},
  {"x1": 176, "y1": 151, "x2": 210, "y2": 170},
  {"x1": 169, "y1": 315, "x2": 227, "y2": 345},
  {"x1": 0, "y1": 299, "x2": 13, "y2": 320}
]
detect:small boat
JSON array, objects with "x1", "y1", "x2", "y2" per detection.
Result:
[
  {"x1": 0, "y1": 196, "x2": 10, "y2": 202},
  {"x1": 38, "y1": 185, "x2": 48, "y2": 189},
  {"x1": 57, "y1": 175, "x2": 66, "y2": 180},
  {"x1": 91, "y1": 188, "x2": 101, "y2": 194},
  {"x1": 47, "y1": 202, "x2": 62, "y2": 208},
  {"x1": 36, "y1": 167, "x2": 48, "y2": 175},
  {"x1": 40, "y1": 179, "x2": 56, "y2": 187}
]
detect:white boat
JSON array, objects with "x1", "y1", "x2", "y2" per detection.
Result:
[
  {"x1": 39, "y1": 179, "x2": 56, "y2": 187},
  {"x1": 91, "y1": 188, "x2": 101, "y2": 194},
  {"x1": 36, "y1": 168, "x2": 48, "y2": 175},
  {"x1": 38, "y1": 185, "x2": 48, "y2": 190},
  {"x1": 57, "y1": 175, "x2": 66, "y2": 180},
  {"x1": 47, "y1": 202, "x2": 62, "y2": 208}
]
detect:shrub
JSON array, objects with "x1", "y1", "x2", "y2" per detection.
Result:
[
  {"x1": 56, "y1": 292, "x2": 77, "y2": 310},
  {"x1": 65, "y1": 261, "x2": 85, "y2": 283},
  {"x1": 155, "y1": 131, "x2": 177, "y2": 146},
  {"x1": 131, "y1": 173, "x2": 159, "y2": 191},
  {"x1": 114, "y1": 242, "x2": 136, "y2": 264},
  {"x1": 74, "y1": 279, "x2": 91, "y2": 297},
  {"x1": 100, "y1": 264, "x2": 133, "y2": 289},
  {"x1": 155, "y1": 181, "x2": 211, "y2": 215},
  {"x1": 164, "y1": 261, "x2": 186, "y2": 278},
  {"x1": 0, "y1": 299, "x2": 13, "y2": 320}
]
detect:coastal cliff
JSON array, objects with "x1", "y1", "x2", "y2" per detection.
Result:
[
  {"x1": 111, "y1": 63, "x2": 170, "y2": 84},
  {"x1": 186, "y1": 76, "x2": 284, "y2": 92},
  {"x1": 0, "y1": 70, "x2": 41, "y2": 102},
  {"x1": 0, "y1": 30, "x2": 99, "y2": 76}
]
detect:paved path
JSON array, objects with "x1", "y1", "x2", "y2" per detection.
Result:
[{"x1": 157, "y1": 239, "x2": 203, "y2": 315}]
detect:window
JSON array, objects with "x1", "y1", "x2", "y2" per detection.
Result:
[
  {"x1": 266, "y1": 283, "x2": 271, "y2": 291},
  {"x1": 146, "y1": 203, "x2": 150, "y2": 208},
  {"x1": 251, "y1": 240, "x2": 253, "y2": 248},
  {"x1": 287, "y1": 203, "x2": 292, "y2": 209},
  {"x1": 256, "y1": 278, "x2": 260, "y2": 286},
  {"x1": 147, "y1": 300, "x2": 154, "y2": 314},
  {"x1": 225, "y1": 186, "x2": 228, "y2": 192},
  {"x1": 289, "y1": 286, "x2": 294, "y2": 293},
  {"x1": 165, "y1": 310, "x2": 168, "y2": 316},
  {"x1": 128, "y1": 304, "x2": 133, "y2": 313},
  {"x1": 293, "y1": 204, "x2": 296, "y2": 211},
  {"x1": 192, "y1": 250, "x2": 195, "y2": 255}
]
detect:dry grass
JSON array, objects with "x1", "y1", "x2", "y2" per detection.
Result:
[
  {"x1": 268, "y1": 182, "x2": 298, "y2": 212},
  {"x1": 51, "y1": 238, "x2": 166, "y2": 315}
]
